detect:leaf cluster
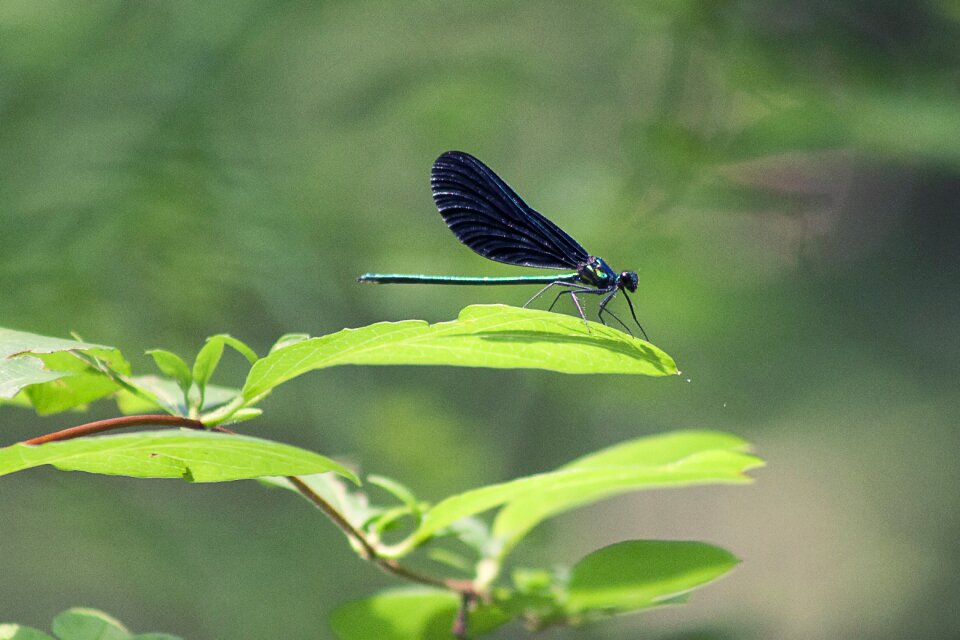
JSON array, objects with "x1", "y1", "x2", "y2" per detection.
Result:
[{"x1": 0, "y1": 305, "x2": 762, "y2": 638}]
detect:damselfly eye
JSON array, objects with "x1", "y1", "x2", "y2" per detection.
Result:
[{"x1": 619, "y1": 271, "x2": 638, "y2": 292}]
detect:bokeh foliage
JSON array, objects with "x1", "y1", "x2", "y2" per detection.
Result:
[{"x1": 2, "y1": 1, "x2": 958, "y2": 639}]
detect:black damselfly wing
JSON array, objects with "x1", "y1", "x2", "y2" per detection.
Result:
[{"x1": 431, "y1": 151, "x2": 590, "y2": 270}]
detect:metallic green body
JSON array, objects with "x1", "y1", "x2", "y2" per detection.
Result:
[{"x1": 357, "y1": 272, "x2": 581, "y2": 285}]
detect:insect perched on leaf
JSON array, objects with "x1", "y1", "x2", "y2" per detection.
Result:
[{"x1": 359, "y1": 151, "x2": 647, "y2": 338}]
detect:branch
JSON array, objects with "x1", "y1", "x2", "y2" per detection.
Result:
[
  {"x1": 20, "y1": 414, "x2": 479, "y2": 601},
  {"x1": 453, "y1": 591, "x2": 476, "y2": 640},
  {"x1": 286, "y1": 475, "x2": 476, "y2": 595},
  {"x1": 22, "y1": 414, "x2": 206, "y2": 445}
]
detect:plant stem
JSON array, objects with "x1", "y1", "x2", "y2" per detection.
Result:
[
  {"x1": 453, "y1": 591, "x2": 475, "y2": 640},
  {"x1": 285, "y1": 475, "x2": 475, "y2": 594},
  {"x1": 285, "y1": 476, "x2": 379, "y2": 559},
  {"x1": 20, "y1": 414, "x2": 478, "y2": 601},
  {"x1": 22, "y1": 414, "x2": 206, "y2": 445},
  {"x1": 70, "y1": 351, "x2": 171, "y2": 411}
]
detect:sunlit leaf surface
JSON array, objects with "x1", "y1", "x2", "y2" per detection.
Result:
[
  {"x1": 400, "y1": 431, "x2": 761, "y2": 553},
  {"x1": 0, "y1": 430, "x2": 357, "y2": 484},
  {"x1": 243, "y1": 305, "x2": 677, "y2": 401},
  {"x1": 329, "y1": 588, "x2": 508, "y2": 640},
  {"x1": 0, "y1": 328, "x2": 128, "y2": 413},
  {"x1": 566, "y1": 540, "x2": 738, "y2": 614}
]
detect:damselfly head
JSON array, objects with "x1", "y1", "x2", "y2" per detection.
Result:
[{"x1": 619, "y1": 271, "x2": 638, "y2": 292}]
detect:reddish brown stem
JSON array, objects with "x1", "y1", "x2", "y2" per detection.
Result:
[
  {"x1": 286, "y1": 475, "x2": 476, "y2": 594},
  {"x1": 453, "y1": 591, "x2": 476, "y2": 639},
  {"x1": 19, "y1": 413, "x2": 479, "y2": 609},
  {"x1": 286, "y1": 475, "x2": 381, "y2": 560},
  {"x1": 22, "y1": 414, "x2": 206, "y2": 445}
]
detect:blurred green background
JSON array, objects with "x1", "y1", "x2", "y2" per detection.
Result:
[{"x1": 2, "y1": 1, "x2": 959, "y2": 638}]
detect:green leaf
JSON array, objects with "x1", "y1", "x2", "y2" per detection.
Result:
[
  {"x1": 0, "y1": 356, "x2": 64, "y2": 399},
  {"x1": 0, "y1": 392, "x2": 32, "y2": 409},
  {"x1": 217, "y1": 335, "x2": 258, "y2": 364},
  {"x1": 491, "y1": 431, "x2": 763, "y2": 556},
  {"x1": 192, "y1": 339, "x2": 225, "y2": 398},
  {"x1": 22, "y1": 351, "x2": 125, "y2": 416},
  {"x1": 0, "y1": 624, "x2": 55, "y2": 640},
  {"x1": 242, "y1": 305, "x2": 677, "y2": 401},
  {"x1": 51, "y1": 608, "x2": 130, "y2": 640},
  {"x1": 368, "y1": 474, "x2": 420, "y2": 514},
  {"x1": 217, "y1": 333, "x2": 258, "y2": 364},
  {"x1": 440, "y1": 516, "x2": 494, "y2": 557},
  {"x1": 114, "y1": 377, "x2": 239, "y2": 416},
  {"x1": 399, "y1": 431, "x2": 761, "y2": 554},
  {"x1": 425, "y1": 548, "x2": 473, "y2": 572},
  {"x1": 0, "y1": 329, "x2": 129, "y2": 413},
  {"x1": 329, "y1": 588, "x2": 509, "y2": 640},
  {"x1": 1, "y1": 610, "x2": 181, "y2": 640},
  {"x1": 218, "y1": 407, "x2": 262, "y2": 425},
  {"x1": 565, "y1": 541, "x2": 738, "y2": 615},
  {"x1": 0, "y1": 430, "x2": 358, "y2": 484},
  {"x1": 190, "y1": 335, "x2": 256, "y2": 412},
  {"x1": 1, "y1": 329, "x2": 112, "y2": 397},
  {"x1": 367, "y1": 474, "x2": 423, "y2": 533},
  {"x1": 512, "y1": 567, "x2": 556, "y2": 595},
  {"x1": 145, "y1": 350, "x2": 192, "y2": 398},
  {"x1": 270, "y1": 333, "x2": 310, "y2": 353}
]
